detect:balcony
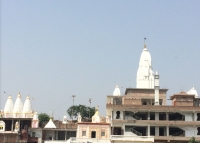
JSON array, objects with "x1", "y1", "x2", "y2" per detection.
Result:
[
  {"x1": 111, "y1": 135, "x2": 154, "y2": 142},
  {"x1": 112, "y1": 119, "x2": 200, "y2": 126}
]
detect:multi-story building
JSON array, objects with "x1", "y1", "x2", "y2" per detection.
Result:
[{"x1": 106, "y1": 41, "x2": 200, "y2": 143}]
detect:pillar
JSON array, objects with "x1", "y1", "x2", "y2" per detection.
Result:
[
  {"x1": 11, "y1": 119, "x2": 14, "y2": 131},
  {"x1": 155, "y1": 112, "x2": 159, "y2": 121},
  {"x1": 193, "y1": 112, "x2": 196, "y2": 121},
  {"x1": 112, "y1": 127, "x2": 114, "y2": 135},
  {"x1": 65, "y1": 129, "x2": 66, "y2": 140},
  {"x1": 148, "y1": 112, "x2": 150, "y2": 120},
  {"x1": 111, "y1": 110, "x2": 113, "y2": 120},
  {"x1": 166, "y1": 112, "x2": 169, "y2": 121},
  {"x1": 148, "y1": 124, "x2": 150, "y2": 136},
  {"x1": 155, "y1": 126, "x2": 159, "y2": 136},
  {"x1": 166, "y1": 126, "x2": 169, "y2": 136}
]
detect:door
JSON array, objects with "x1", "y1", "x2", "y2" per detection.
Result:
[{"x1": 91, "y1": 131, "x2": 96, "y2": 138}]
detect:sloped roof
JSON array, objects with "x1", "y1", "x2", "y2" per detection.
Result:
[{"x1": 44, "y1": 118, "x2": 56, "y2": 129}]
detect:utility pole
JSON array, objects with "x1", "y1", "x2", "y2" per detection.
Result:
[
  {"x1": 89, "y1": 98, "x2": 92, "y2": 118},
  {"x1": 71, "y1": 95, "x2": 76, "y2": 123}
]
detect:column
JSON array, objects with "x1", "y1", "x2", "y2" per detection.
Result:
[
  {"x1": 111, "y1": 110, "x2": 113, "y2": 120},
  {"x1": 112, "y1": 127, "x2": 114, "y2": 135},
  {"x1": 155, "y1": 127, "x2": 159, "y2": 136},
  {"x1": 148, "y1": 112, "x2": 150, "y2": 120},
  {"x1": 11, "y1": 119, "x2": 14, "y2": 131},
  {"x1": 166, "y1": 126, "x2": 169, "y2": 136},
  {"x1": 64, "y1": 130, "x2": 66, "y2": 140},
  {"x1": 148, "y1": 124, "x2": 150, "y2": 136},
  {"x1": 193, "y1": 112, "x2": 196, "y2": 121},
  {"x1": 155, "y1": 112, "x2": 159, "y2": 121},
  {"x1": 166, "y1": 112, "x2": 169, "y2": 121}
]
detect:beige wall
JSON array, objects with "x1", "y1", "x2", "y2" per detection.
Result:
[{"x1": 78, "y1": 124, "x2": 110, "y2": 139}]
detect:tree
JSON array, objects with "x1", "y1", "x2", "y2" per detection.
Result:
[
  {"x1": 38, "y1": 113, "x2": 50, "y2": 126},
  {"x1": 188, "y1": 137, "x2": 200, "y2": 143},
  {"x1": 67, "y1": 104, "x2": 95, "y2": 120}
]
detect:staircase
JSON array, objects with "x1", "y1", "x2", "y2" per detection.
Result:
[
  {"x1": 130, "y1": 128, "x2": 142, "y2": 136},
  {"x1": 172, "y1": 130, "x2": 184, "y2": 136},
  {"x1": 131, "y1": 113, "x2": 142, "y2": 120}
]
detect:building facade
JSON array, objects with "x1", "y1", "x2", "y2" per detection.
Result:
[{"x1": 106, "y1": 42, "x2": 200, "y2": 143}]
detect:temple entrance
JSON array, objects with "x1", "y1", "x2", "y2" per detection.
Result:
[{"x1": 91, "y1": 131, "x2": 96, "y2": 138}]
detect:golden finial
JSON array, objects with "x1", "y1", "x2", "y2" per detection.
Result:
[
  {"x1": 144, "y1": 37, "x2": 147, "y2": 49},
  {"x1": 18, "y1": 92, "x2": 21, "y2": 98}
]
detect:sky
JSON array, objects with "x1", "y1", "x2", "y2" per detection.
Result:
[{"x1": 1, "y1": 0, "x2": 200, "y2": 119}]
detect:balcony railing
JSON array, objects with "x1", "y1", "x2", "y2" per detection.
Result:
[
  {"x1": 1, "y1": 113, "x2": 33, "y2": 118},
  {"x1": 111, "y1": 135, "x2": 154, "y2": 142},
  {"x1": 70, "y1": 137, "x2": 110, "y2": 143}
]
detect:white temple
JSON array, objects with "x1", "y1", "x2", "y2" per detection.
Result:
[
  {"x1": 23, "y1": 96, "x2": 33, "y2": 117},
  {"x1": 4, "y1": 95, "x2": 14, "y2": 115},
  {"x1": 113, "y1": 85, "x2": 121, "y2": 96},
  {"x1": 92, "y1": 107, "x2": 101, "y2": 123},
  {"x1": 3, "y1": 93, "x2": 33, "y2": 118},
  {"x1": 187, "y1": 87, "x2": 198, "y2": 98},
  {"x1": 13, "y1": 93, "x2": 24, "y2": 117},
  {"x1": 136, "y1": 40, "x2": 154, "y2": 89}
]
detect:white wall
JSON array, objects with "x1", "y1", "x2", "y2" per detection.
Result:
[{"x1": 184, "y1": 113, "x2": 193, "y2": 121}]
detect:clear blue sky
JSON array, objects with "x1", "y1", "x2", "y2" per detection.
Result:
[{"x1": 1, "y1": 1, "x2": 200, "y2": 119}]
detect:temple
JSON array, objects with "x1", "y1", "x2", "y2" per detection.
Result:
[
  {"x1": 136, "y1": 40, "x2": 154, "y2": 89},
  {"x1": 1, "y1": 40, "x2": 200, "y2": 143}
]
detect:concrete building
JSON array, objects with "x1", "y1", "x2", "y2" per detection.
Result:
[{"x1": 106, "y1": 41, "x2": 200, "y2": 143}]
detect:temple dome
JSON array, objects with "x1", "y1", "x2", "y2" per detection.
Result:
[
  {"x1": 136, "y1": 42, "x2": 154, "y2": 89},
  {"x1": 113, "y1": 85, "x2": 120, "y2": 96},
  {"x1": 139, "y1": 46, "x2": 152, "y2": 67},
  {"x1": 4, "y1": 95, "x2": 14, "y2": 113},
  {"x1": 13, "y1": 93, "x2": 23, "y2": 113},
  {"x1": 23, "y1": 96, "x2": 32, "y2": 113},
  {"x1": 187, "y1": 87, "x2": 198, "y2": 98}
]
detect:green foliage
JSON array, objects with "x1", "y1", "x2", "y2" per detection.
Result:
[
  {"x1": 188, "y1": 137, "x2": 200, "y2": 143},
  {"x1": 38, "y1": 113, "x2": 50, "y2": 125},
  {"x1": 67, "y1": 104, "x2": 95, "y2": 119}
]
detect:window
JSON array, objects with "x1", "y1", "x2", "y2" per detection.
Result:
[
  {"x1": 101, "y1": 131, "x2": 105, "y2": 136},
  {"x1": 82, "y1": 131, "x2": 86, "y2": 136},
  {"x1": 116, "y1": 111, "x2": 121, "y2": 119}
]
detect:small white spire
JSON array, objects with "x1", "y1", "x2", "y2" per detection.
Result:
[
  {"x1": 187, "y1": 87, "x2": 198, "y2": 98},
  {"x1": 155, "y1": 71, "x2": 158, "y2": 75},
  {"x1": 113, "y1": 85, "x2": 121, "y2": 96}
]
